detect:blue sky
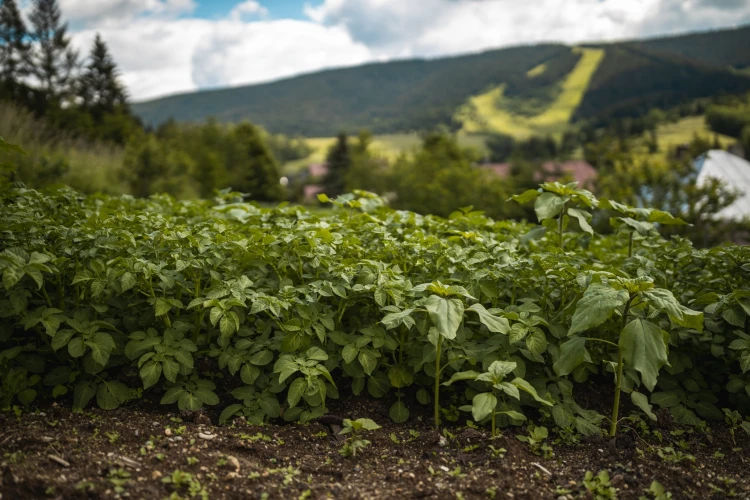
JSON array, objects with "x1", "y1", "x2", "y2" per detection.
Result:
[
  {"x1": 193, "y1": 0, "x2": 312, "y2": 20},
  {"x1": 59, "y1": 0, "x2": 750, "y2": 101}
]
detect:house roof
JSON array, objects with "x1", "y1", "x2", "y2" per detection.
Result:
[
  {"x1": 481, "y1": 160, "x2": 597, "y2": 188},
  {"x1": 695, "y1": 150, "x2": 750, "y2": 221},
  {"x1": 309, "y1": 163, "x2": 328, "y2": 177}
]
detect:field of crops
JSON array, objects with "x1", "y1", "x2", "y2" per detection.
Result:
[
  {"x1": 2, "y1": 180, "x2": 749, "y2": 430},
  {"x1": 1, "y1": 181, "x2": 750, "y2": 497}
]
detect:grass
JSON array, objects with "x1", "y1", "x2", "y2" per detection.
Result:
[
  {"x1": 0, "y1": 102, "x2": 126, "y2": 194},
  {"x1": 654, "y1": 116, "x2": 733, "y2": 150},
  {"x1": 281, "y1": 133, "x2": 489, "y2": 174},
  {"x1": 526, "y1": 63, "x2": 547, "y2": 78},
  {"x1": 455, "y1": 47, "x2": 605, "y2": 139}
]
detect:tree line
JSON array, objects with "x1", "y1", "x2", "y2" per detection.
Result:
[{"x1": 0, "y1": 0, "x2": 138, "y2": 144}]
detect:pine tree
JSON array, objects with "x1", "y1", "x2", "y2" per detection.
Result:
[
  {"x1": 28, "y1": 0, "x2": 78, "y2": 98},
  {"x1": 80, "y1": 34, "x2": 127, "y2": 117},
  {"x1": 228, "y1": 123, "x2": 283, "y2": 201},
  {"x1": 323, "y1": 132, "x2": 351, "y2": 197},
  {"x1": 0, "y1": 0, "x2": 30, "y2": 86}
]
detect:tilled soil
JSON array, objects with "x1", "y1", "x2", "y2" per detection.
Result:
[{"x1": 0, "y1": 395, "x2": 748, "y2": 500}]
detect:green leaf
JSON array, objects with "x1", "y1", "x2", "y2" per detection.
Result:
[
  {"x1": 140, "y1": 361, "x2": 162, "y2": 389},
  {"x1": 162, "y1": 358, "x2": 180, "y2": 383},
  {"x1": 3, "y1": 267, "x2": 22, "y2": 290},
  {"x1": 619, "y1": 319, "x2": 669, "y2": 392},
  {"x1": 73, "y1": 380, "x2": 97, "y2": 410},
  {"x1": 96, "y1": 380, "x2": 130, "y2": 410},
  {"x1": 367, "y1": 372, "x2": 390, "y2": 398},
  {"x1": 525, "y1": 330, "x2": 547, "y2": 355},
  {"x1": 0, "y1": 136, "x2": 27, "y2": 155},
  {"x1": 154, "y1": 298, "x2": 172, "y2": 317},
  {"x1": 553, "y1": 336, "x2": 588, "y2": 377},
  {"x1": 178, "y1": 392, "x2": 202, "y2": 411},
  {"x1": 567, "y1": 208, "x2": 593, "y2": 235},
  {"x1": 534, "y1": 192, "x2": 566, "y2": 221},
  {"x1": 121, "y1": 272, "x2": 136, "y2": 292},
  {"x1": 357, "y1": 418, "x2": 381, "y2": 431},
  {"x1": 160, "y1": 387, "x2": 185, "y2": 405},
  {"x1": 511, "y1": 377, "x2": 552, "y2": 406},
  {"x1": 443, "y1": 370, "x2": 480, "y2": 386},
  {"x1": 631, "y1": 391, "x2": 657, "y2": 421},
  {"x1": 287, "y1": 378, "x2": 306, "y2": 408},
  {"x1": 358, "y1": 350, "x2": 378, "y2": 375},
  {"x1": 249, "y1": 350, "x2": 273, "y2": 366},
  {"x1": 388, "y1": 365, "x2": 413, "y2": 389},
  {"x1": 467, "y1": 304, "x2": 509, "y2": 334},
  {"x1": 342, "y1": 344, "x2": 359, "y2": 364},
  {"x1": 424, "y1": 295, "x2": 464, "y2": 340},
  {"x1": 219, "y1": 404, "x2": 243, "y2": 425},
  {"x1": 471, "y1": 392, "x2": 497, "y2": 421},
  {"x1": 651, "y1": 391, "x2": 680, "y2": 408},
  {"x1": 389, "y1": 401, "x2": 409, "y2": 423},
  {"x1": 416, "y1": 389, "x2": 431, "y2": 405},
  {"x1": 509, "y1": 189, "x2": 540, "y2": 204},
  {"x1": 51, "y1": 329, "x2": 75, "y2": 351},
  {"x1": 68, "y1": 337, "x2": 86, "y2": 358},
  {"x1": 569, "y1": 283, "x2": 629, "y2": 335},
  {"x1": 306, "y1": 346, "x2": 328, "y2": 361}
]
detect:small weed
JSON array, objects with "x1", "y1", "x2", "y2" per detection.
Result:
[
  {"x1": 187, "y1": 456, "x2": 199, "y2": 466},
  {"x1": 655, "y1": 446, "x2": 695, "y2": 464},
  {"x1": 240, "y1": 432, "x2": 272, "y2": 442},
  {"x1": 107, "y1": 468, "x2": 131, "y2": 494},
  {"x1": 105, "y1": 431, "x2": 120, "y2": 444},
  {"x1": 516, "y1": 425, "x2": 553, "y2": 458},
  {"x1": 339, "y1": 418, "x2": 380, "y2": 458},
  {"x1": 641, "y1": 480, "x2": 673, "y2": 500},
  {"x1": 583, "y1": 470, "x2": 617, "y2": 499}
]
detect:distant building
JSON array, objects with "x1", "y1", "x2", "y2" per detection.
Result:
[
  {"x1": 695, "y1": 150, "x2": 750, "y2": 221},
  {"x1": 303, "y1": 163, "x2": 328, "y2": 202},
  {"x1": 481, "y1": 160, "x2": 598, "y2": 190}
]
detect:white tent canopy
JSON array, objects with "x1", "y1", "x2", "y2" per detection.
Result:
[{"x1": 695, "y1": 150, "x2": 750, "y2": 221}]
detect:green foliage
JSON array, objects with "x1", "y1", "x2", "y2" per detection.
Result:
[
  {"x1": 0, "y1": 173, "x2": 748, "y2": 444},
  {"x1": 388, "y1": 131, "x2": 516, "y2": 220},
  {"x1": 583, "y1": 470, "x2": 617, "y2": 499},
  {"x1": 339, "y1": 418, "x2": 381, "y2": 458}
]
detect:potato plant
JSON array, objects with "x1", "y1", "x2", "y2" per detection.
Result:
[{"x1": 0, "y1": 167, "x2": 749, "y2": 441}]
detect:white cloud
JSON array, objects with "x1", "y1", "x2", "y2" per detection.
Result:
[
  {"x1": 229, "y1": 0, "x2": 268, "y2": 21},
  {"x1": 70, "y1": 16, "x2": 371, "y2": 100},
  {"x1": 64, "y1": 0, "x2": 750, "y2": 101},
  {"x1": 191, "y1": 20, "x2": 370, "y2": 88},
  {"x1": 61, "y1": 0, "x2": 196, "y2": 26}
]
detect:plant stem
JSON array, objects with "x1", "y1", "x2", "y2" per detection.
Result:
[
  {"x1": 628, "y1": 232, "x2": 634, "y2": 258},
  {"x1": 558, "y1": 209, "x2": 564, "y2": 249},
  {"x1": 610, "y1": 299, "x2": 632, "y2": 437},
  {"x1": 434, "y1": 335, "x2": 442, "y2": 430}
]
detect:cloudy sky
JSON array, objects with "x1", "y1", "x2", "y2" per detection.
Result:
[{"x1": 44, "y1": 0, "x2": 750, "y2": 102}]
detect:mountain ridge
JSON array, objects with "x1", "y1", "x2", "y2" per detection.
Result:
[{"x1": 132, "y1": 24, "x2": 750, "y2": 136}]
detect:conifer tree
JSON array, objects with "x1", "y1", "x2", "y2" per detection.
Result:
[
  {"x1": 28, "y1": 0, "x2": 78, "y2": 98},
  {"x1": 0, "y1": 0, "x2": 30, "y2": 86},
  {"x1": 323, "y1": 132, "x2": 351, "y2": 197},
  {"x1": 80, "y1": 34, "x2": 127, "y2": 117}
]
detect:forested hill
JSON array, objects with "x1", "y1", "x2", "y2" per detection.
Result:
[{"x1": 132, "y1": 25, "x2": 750, "y2": 136}]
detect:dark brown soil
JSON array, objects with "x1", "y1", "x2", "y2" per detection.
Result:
[{"x1": 1, "y1": 395, "x2": 748, "y2": 500}]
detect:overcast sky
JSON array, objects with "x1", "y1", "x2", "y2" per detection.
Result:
[{"x1": 42, "y1": 0, "x2": 750, "y2": 102}]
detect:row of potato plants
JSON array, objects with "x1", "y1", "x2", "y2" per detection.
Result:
[{"x1": 1, "y1": 178, "x2": 749, "y2": 439}]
